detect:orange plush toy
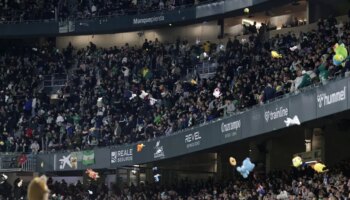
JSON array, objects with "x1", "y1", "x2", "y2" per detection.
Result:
[{"x1": 86, "y1": 169, "x2": 100, "y2": 180}]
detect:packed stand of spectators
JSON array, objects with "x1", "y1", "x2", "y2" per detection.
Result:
[
  {"x1": 0, "y1": 0, "x2": 213, "y2": 22},
  {"x1": 0, "y1": 16, "x2": 349, "y2": 153},
  {"x1": 1, "y1": 159, "x2": 350, "y2": 199},
  {"x1": 72, "y1": 0, "x2": 213, "y2": 19},
  {"x1": 0, "y1": 0, "x2": 58, "y2": 22}
]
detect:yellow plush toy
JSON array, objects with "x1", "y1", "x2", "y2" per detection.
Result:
[
  {"x1": 229, "y1": 157, "x2": 237, "y2": 166},
  {"x1": 27, "y1": 175, "x2": 50, "y2": 200},
  {"x1": 292, "y1": 156, "x2": 303, "y2": 168},
  {"x1": 271, "y1": 51, "x2": 282, "y2": 58},
  {"x1": 244, "y1": 8, "x2": 249, "y2": 14},
  {"x1": 312, "y1": 163, "x2": 328, "y2": 173}
]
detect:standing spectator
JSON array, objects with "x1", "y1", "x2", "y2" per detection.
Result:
[
  {"x1": 30, "y1": 140, "x2": 40, "y2": 154},
  {"x1": 263, "y1": 83, "x2": 276, "y2": 103},
  {"x1": 298, "y1": 70, "x2": 312, "y2": 89}
]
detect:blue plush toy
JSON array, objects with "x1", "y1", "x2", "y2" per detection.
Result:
[{"x1": 237, "y1": 157, "x2": 255, "y2": 178}]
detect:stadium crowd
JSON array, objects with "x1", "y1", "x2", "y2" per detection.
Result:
[
  {"x1": 0, "y1": 0, "x2": 211, "y2": 22},
  {"x1": 0, "y1": 159, "x2": 350, "y2": 199},
  {"x1": 0, "y1": 16, "x2": 349, "y2": 153}
]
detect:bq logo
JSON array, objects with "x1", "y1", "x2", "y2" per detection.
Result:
[
  {"x1": 317, "y1": 87, "x2": 346, "y2": 108},
  {"x1": 185, "y1": 132, "x2": 201, "y2": 148},
  {"x1": 264, "y1": 107, "x2": 288, "y2": 122},
  {"x1": 154, "y1": 141, "x2": 165, "y2": 159},
  {"x1": 111, "y1": 149, "x2": 133, "y2": 163}
]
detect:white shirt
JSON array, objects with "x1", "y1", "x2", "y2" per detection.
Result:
[
  {"x1": 56, "y1": 115, "x2": 64, "y2": 124},
  {"x1": 31, "y1": 142, "x2": 40, "y2": 152},
  {"x1": 91, "y1": 5, "x2": 97, "y2": 13},
  {"x1": 293, "y1": 76, "x2": 303, "y2": 90}
]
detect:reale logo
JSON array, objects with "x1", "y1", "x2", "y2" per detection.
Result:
[{"x1": 111, "y1": 149, "x2": 133, "y2": 163}]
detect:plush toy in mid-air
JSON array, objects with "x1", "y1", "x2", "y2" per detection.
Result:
[
  {"x1": 150, "y1": 97, "x2": 158, "y2": 106},
  {"x1": 152, "y1": 167, "x2": 161, "y2": 182},
  {"x1": 292, "y1": 156, "x2": 303, "y2": 168},
  {"x1": 271, "y1": 51, "x2": 283, "y2": 58},
  {"x1": 190, "y1": 79, "x2": 197, "y2": 85},
  {"x1": 213, "y1": 88, "x2": 222, "y2": 98},
  {"x1": 27, "y1": 175, "x2": 50, "y2": 200},
  {"x1": 0, "y1": 174, "x2": 8, "y2": 184},
  {"x1": 244, "y1": 8, "x2": 250, "y2": 14},
  {"x1": 139, "y1": 90, "x2": 149, "y2": 99},
  {"x1": 237, "y1": 157, "x2": 255, "y2": 178},
  {"x1": 284, "y1": 116, "x2": 301, "y2": 127},
  {"x1": 257, "y1": 184, "x2": 265, "y2": 196},
  {"x1": 137, "y1": 143, "x2": 145, "y2": 152},
  {"x1": 229, "y1": 157, "x2": 237, "y2": 166},
  {"x1": 97, "y1": 97, "x2": 103, "y2": 108},
  {"x1": 311, "y1": 163, "x2": 328, "y2": 173},
  {"x1": 86, "y1": 169, "x2": 100, "y2": 180},
  {"x1": 333, "y1": 43, "x2": 348, "y2": 66}
]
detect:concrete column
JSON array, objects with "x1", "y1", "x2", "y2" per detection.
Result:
[
  {"x1": 312, "y1": 128, "x2": 324, "y2": 150},
  {"x1": 216, "y1": 152, "x2": 233, "y2": 182},
  {"x1": 304, "y1": 128, "x2": 313, "y2": 152},
  {"x1": 265, "y1": 140, "x2": 273, "y2": 173}
]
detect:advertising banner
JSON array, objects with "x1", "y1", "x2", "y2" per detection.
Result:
[
  {"x1": 288, "y1": 90, "x2": 316, "y2": 124},
  {"x1": 49, "y1": 148, "x2": 109, "y2": 171},
  {"x1": 316, "y1": 78, "x2": 348, "y2": 118},
  {"x1": 75, "y1": 7, "x2": 196, "y2": 34},
  {"x1": 36, "y1": 77, "x2": 350, "y2": 172},
  {"x1": 110, "y1": 145, "x2": 135, "y2": 167},
  {"x1": 263, "y1": 98, "x2": 290, "y2": 132},
  {"x1": 243, "y1": 107, "x2": 265, "y2": 138}
]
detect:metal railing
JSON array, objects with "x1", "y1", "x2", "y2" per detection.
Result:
[
  {"x1": 197, "y1": 61, "x2": 217, "y2": 79},
  {"x1": 0, "y1": 153, "x2": 36, "y2": 172},
  {"x1": 42, "y1": 73, "x2": 68, "y2": 94}
]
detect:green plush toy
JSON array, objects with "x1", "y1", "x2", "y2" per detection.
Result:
[{"x1": 333, "y1": 43, "x2": 348, "y2": 66}]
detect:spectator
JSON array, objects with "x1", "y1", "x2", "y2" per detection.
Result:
[
  {"x1": 298, "y1": 70, "x2": 312, "y2": 89},
  {"x1": 30, "y1": 140, "x2": 40, "y2": 154},
  {"x1": 263, "y1": 83, "x2": 276, "y2": 103}
]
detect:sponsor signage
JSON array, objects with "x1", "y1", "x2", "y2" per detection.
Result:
[
  {"x1": 154, "y1": 141, "x2": 165, "y2": 159},
  {"x1": 185, "y1": 131, "x2": 202, "y2": 149},
  {"x1": 221, "y1": 120, "x2": 240, "y2": 139},
  {"x1": 133, "y1": 16, "x2": 165, "y2": 25},
  {"x1": 36, "y1": 77, "x2": 350, "y2": 172},
  {"x1": 111, "y1": 148, "x2": 133, "y2": 163},
  {"x1": 317, "y1": 87, "x2": 346, "y2": 108},
  {"x1": 58, "y1": 153, "x2": 79, "y2": 170},
  {"x1": 316, "y1": 78, "x2": 348, "y2": 117},
  {"x1": 264, "y1": 107, "x2": 288, "y2": 123}
]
